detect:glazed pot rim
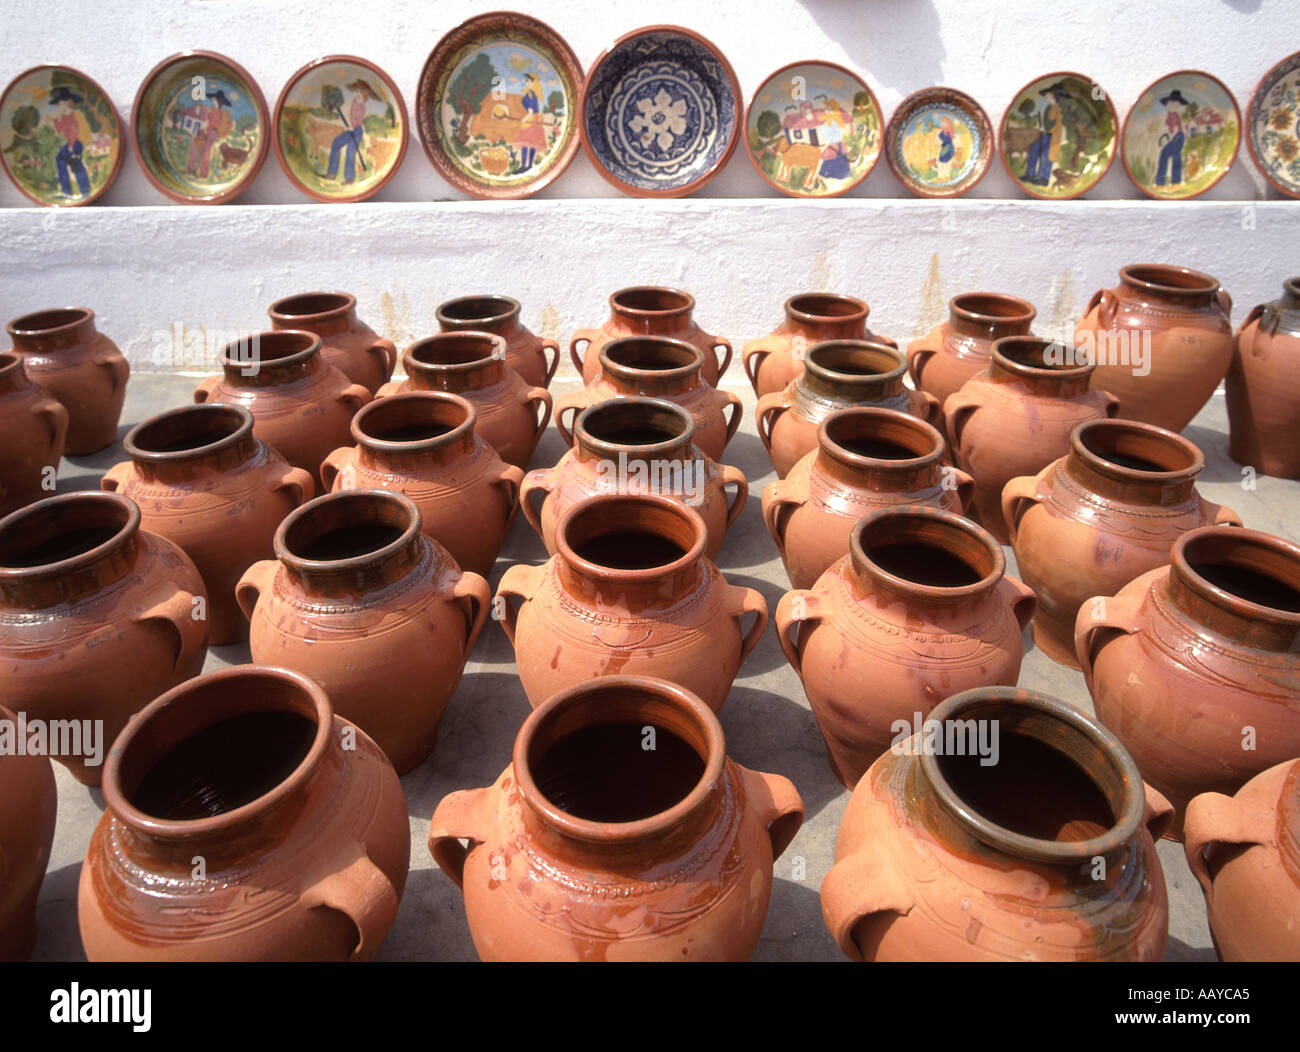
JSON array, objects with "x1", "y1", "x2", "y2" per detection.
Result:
[
  {"x1": 818, "y1": 406, "x2": 945, "y2": 470},
  {"x1": 0, "y1": 349, "x2": 24, "y2": 375},
  {"x1": 274, "y1": 488, "x2": 423, "y2": 576},
  {"x1": 1172, "y1": 525, "x2": 1300, "y2": 627},
  {"x1": 124, "y1": 403, "x2": 255, "y2": 464},
  {"x1": 784, "y1": 292, "x2": 869, "y2": 325},
  {"x1": 990, "y1": 336, "x2": 1095, "y2": 381},
  {"x1": 267, "y1": 291, "x2": 356, "y2": 324},
  {"x1": 573, "y1": 396, "x2": 697, "y2": 460},
  {"x1": 608, "y1": 285, "x2": 695, "y2": 317},
  {"x1": 1283, "y1": 276, "x2": 1300, "y2": 299},
  {"x1": 6, "y1": 306, "x2": 95, "y2": 338},
  {"x1": 220, "y1": 329, "x2": 321, "y2": 372},
  {"x1": 435, "y1": 294, "x2": 522, "y2": 327},
  {"x1": 554, "y1": 492, "x2": 706, "y2": 581},
  {"x1": 405, "y1": 330, "x2": 506, "y2": 373},
  {"x1": 949, "y1": 292, "x2": 1036, "y2": 325},
  {"x1": 804, "y1": 339, "x2": 907, "y2": 384},
  {"x1": 0, "y1": 491, "x2": 138, "y2": 582},
  {"x1": 1118, "y1": 263, "x2": 1220, "y2": 296},
  {"x1": 1070, "y1": 418, "x2": 1203, "y2": 483},
  {"x1": 849, "y1": 506, "x2": 1004, "y2": 600},
  {"x1": 350, "y1": 390, "x2": 478, "y2": 453},
  {"x1": 599, "y1": 335, "x2": 703, "y2": 382}
]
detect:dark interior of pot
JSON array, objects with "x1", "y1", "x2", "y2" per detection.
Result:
[
  {"x1": 130, "y1": 405, "x2": 245, "y2": 454},
  {"x1": 271, "y1": 292, "x2": 349, "y2": 317},
  {"x1": 997, "y1": 337, "x2": 1079, "y2": 371},
  {"x1": 282, "y1": 492, "x2": 412, "y2": 564},
  {"x1": 8, "y1": 307, "x2": 90, "y2": 334},
  {"x1": 357, "y1": 394, "x2": 462, "y2": 443},
  {"x1": 788, "y1": 293, "x2": 864, "y2": 318},
  {"x1": 825, "y1": 410, "x2": 934, "y2": 462},
  {"x1": 808, "y1": 342, "x2": 900, "y2": 377},
  {"x1": 604, "y1": 338, "x2": 697, "y2": 372},
  {"x1": 409, "y1": 334, "x2": 496, "y2": 367},
  {"x1": 856, "y1": 513, "x2": 995, "y2": 589},
  {"x1": 0, "y1": 497, "x2": 128, "y2": 568},
  {"x1": 581, "y1": 399, "x2": 688, "y2": 448},
  {"x1": 438, "y1": 296, "x2": 513, "y2": 322},
  {"x1": 225, "y1": 330, "x2": 315, "y2": 365},
  {"x1": 953, "y1": 293, "x2": 1033, "y2": 320},
  {"x1": 563, "y1": 499, "x2": 697, "y2": 571},
  {"x1": 1123, "y1": 265, "x2": 1216, "y2": 293},
  {"x1": 1183, "y1": 532, "x2": 1300, "y2": 614},
  {"x1": 1079, "y1": 421, "x2": 1195, "y2": 474},
  {"x1": 613, "y1": 287, "x2": 690, "y2": 313}
]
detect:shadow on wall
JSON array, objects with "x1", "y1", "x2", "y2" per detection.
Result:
[{"x1": 797, "y1": 0, "x2": 946, "y2": 95}]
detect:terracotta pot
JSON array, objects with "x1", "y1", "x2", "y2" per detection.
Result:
[
  {"x1": 0, "y1": 350, "x2": 68, "y2": 515},
  {"x1": 1004, "y1": 418, "x2": 1240, "y2": 669},
  {"x1": 437, "y1": 294, "x2": 560, "y2": 390},
  {"x1": 521, "y1": 396, "x2": 746, "y2": 560},
  {"x1": 1075, "y1": 264, "x2": 1233, "y2": 433},
  {"x1": 0, "y1": 492, "x2": 209, "y2": 786},
  {"x1": 945, "y1": 336, "x2": 1120, "y2": 543},
  {"x1": 777, "y1": 507, "x2": 1034, "y2": 788},
  {"x1": 496, "y1": 494, "x2": 767, "y2": 712},
  {"x1": 822, "y1": 686, "x2": 1172, "y2": 961},
  {"x1": 1226, "y1": 277, "x2": 1300, "y2": 478},
  {"x1": 757, "y1": 340, "x2": 942, "y2": 479},
  {"x1": 555, "y1": 337, "x2": 741, "y2": 462},
  {"x1": 321, "y1": 391, "x2": 522, "y2": 578},
  {"x1": 0, "y1": 703, "x2": 57, "y2": 961},
  {"x1": 428, "y1": 676, "x2": 803, "y2": 961},
  {"x1": 101, "y1": 404, "x2": 315, "y2": 645},
  {"x1": 6, "y1": 307, "x2": 129, "y2": 455},
  {"x1": 268, "y1": 291, "x2": 396, "y2": 396},
  {"x1": 78, "y1": 665, "x2": 409, "y2": 961},
  {"x1": 1077, "y1": 525, "x2": 1300, "y2": 839}
]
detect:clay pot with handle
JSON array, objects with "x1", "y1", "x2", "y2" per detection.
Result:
[
  {"x1": 437, "y1": 294, "x2": 560, "y2": 390},
  {"x1": 268, "y1": 291, "x2": 396, "y2": 395},
  {"x1": 0, "y1": 350, "x2": 68, "y2": 515},
  {"x1": 1226, "y1": 276, "x2": 1300, "y2": 478},
  {"x1": 0, "y1": 703, "x2": 57, "y2": 961}
]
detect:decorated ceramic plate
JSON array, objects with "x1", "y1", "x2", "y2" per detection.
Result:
[
  {"x1": 884, "y1": 87, "x2": 991, "y2": 197},
  {"x1": 1247, "y1": 50, "x2": 1300, "y2": 199},
  {"x1": 1122, "y1": 71, "x2": 1240, "y2": 200},
  {"x1": 999, "y1": 72, "x2": 1117, "y2": 199},
  {"x1": 0, "y1": 65, "x2": 125, "y2": 206},
  {"x1": 581, "y1": 24, "x2": 742, "y2": 197},
  {"x1": 745, "y1": 60, "x2": 882, "y2": 198},
  {"x1": 132, "y1": 51, "x2": 270, "y2": 204},
  {"x1": 416, "y1": 11, "x2": 582, "y2": 199}
]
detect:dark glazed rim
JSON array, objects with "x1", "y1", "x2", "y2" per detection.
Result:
[
  {"x1": 1118, "y1": 263, "x2": 1221, "y2": 297},
  {"x1": 785, "y1": 292, "x2": 869, "y2": 326},
  {"x1": 219, "y1": 329, "x2": 320, "y2": 371},
  {"x1": 609, "y1": 286, "x2": 694, "y2": 318},
  {"x1": 436, "y1": 294, "x2": 522, "y2": 328},
  {"x1": 6, "y1": 306, "x2": 94, "y2": 339},
  {"x1": 805, "y1": 339, "x2": 907, "y2": 384},
  {"x1": 124, "y1": 403, "x2": 255, "y2": 463},
  {"x1": 574, "y1": 396, "x2": 695, "y2": 460},
  {"x1": 1171, "y1": 525, "x2": 1300, "y2": 628},
  {"x1": 404, "y1": 330, "x2": 505, "y2": 373},
  {"x1": 990, "y1": 336, "x2": 1094, "y2": 380},
  {"x1": 0, "y1": 491, "x2": 138, "y2": 582},
  {"x1": 350, "y1": 389, "x2": 478, "y2": 453},
  {"x1": 849, "y1": 505, "x2": 1004, "y2": 603},
  {"x1": 950, "y1": 292, "x2": 1036, "y2": 327},
  {"x1": 274, "y1": 487, "x2": 422, "y2": 577},
  {"x1": 1070, "y1": 418, "x2": 1203, "y2": 484},
  {"x1": 884, "y1": 85, "x2": 993, "y2": 198},
  {"x1": 1246, "y1": 49, "x2": 1300, "y2": 200},
  {"x1": 599, "y1": 335, "x2": 703, "y2": 383},
  {"x1": 554, "y1": 492, "x2": 706, "y2": 582},
  {"x1": 268, "y1": 291, "x2": 356, "y2": 324},
  {"x1": 818, "y1": 406, "x2": 944, "y2": 471}
]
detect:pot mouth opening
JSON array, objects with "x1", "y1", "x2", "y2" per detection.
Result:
[
  {"x1": 806, "y1": 340, "x2": 905, "y2": 381},
  {"x1": 610, "y1": 286, "x2": 693, "y2": 315},
  {"x1": 0, "y1": 350, "x2": 22, "y2": 374},
  {"x1": 0, "y1": 492, "x2": 136, "y2": 578},
  {"x1": 992, "y1": 336, "x2": 1093, "y2": 377},
  {"x1": 6, "y1": 306, "x2": 93, "y2": 337},
  {"x1": 277, "y1": 489, "x2": 420, "y2": 571},
  {"x1": 353, "y1": 391, "x2": 474, "y2": 449},
  {"x1": 407, "y1": 331, "x2": 501, "y2": 369},
  {"x1": 436, "y1": 295, "x2": 519, "y2": 325},
  {"x1": 1120, "y1": 264, "x2": 1218, "y2": 295},
  {"x1": 950, "y1": 292, "x2": 1035, "y2": 324},
  {"x1": 1175, "y1": 528, "x2": 1300, "y2": 623},
  {"x1": 786, "y1": 292, "x2": 868, "y2": 322},
  {"x1": 851, "y1": 508, "x2": 1001, "y2": 596},
  {"x1": 221, "y1": 330, "x2": 319, "y2": 370},
  {"x1": 557, "y1": 495, "x2": 704, "y2": 577},
  {"x1": 269, "y1": 291, "x2": 353, "y2": 320},
  {"x1": 601, "y1": 336, "x2": 701, "y2": 375},
  {"x1": 125, "y1": 404, "x2": 253, "y2": 461},
  {"x1": 822, "y1": 407, "x2": 941, "y2": 466},
  {"x1": 576, "y1": 397, "x2": 694, "y2": 456},
  {"x1": 1074, "y1": 419, "x2": 1200, "y2": 479}
]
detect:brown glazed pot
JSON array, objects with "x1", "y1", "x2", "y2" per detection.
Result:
[
  {"x1": 1226, "y1": 277, "x2": 1300, "y2": 478},
  {"x1": 496, "y1": 494, "x2": 767, "y2": 712},
  {"x1": 0, "y1": 492, "x2": 209, "y2": 786},
  {"x1": 1075, "y1": 264, "x2": 1233, "y2": 433},
  {"x1": 101, "y1": 404, "x2": 315, "y2": 645},
  {"x1": 437, "y1": 294, "x2": 560, "y2": 390},
  {"x1": 6, "y1": 307, "x2": 129, "y2": 455},
  {"x1": 764, "y1": 407, "x2": 973, "y2": 591},
  {"x1": 777, "y1": 507, "x2": 1034, "y2": 788},
  {"x1": 1004, "y1": 418, "x2": 1240, "y2": 669},
  {"x1": 1184, "y1": 760, "x2": 1300, "y2": 962},
  {"x1": 78, "y1": 665, "x2": 410, "y2": 961},
  {"x1": 428, "y1": 676, "x2": 803, "y2": 961},
  {"x1": 321, "y1": 392, "x2": 522, "y2": 578},
  {"x1": 521, "y1": 397, "x2": 747, "y2": 560},
  {"x1": 0, "y1": 350, "x2": 68, "y2": 515},
  {"x1": 570, "y1": 286, "x2": 731, "y2": 386},
  {"x1": 0, "y1": 703, "x2": 57, "y2": 961},
  {"x1": 194, "y1": 330, "x2": 371, "y2": 490},
  {"x1": 1077, "y1": 526, "x2": 1300, "y2": 839},
  {"x1": 268, "y1": 291, "x2": 396, "y2": 396},
  {"x1": 757, "y1": 340, "x2": 942, "y2": 479},
  {"x1": 821, "y1": 687, "x2": 1172, "y2": 961},
  {"x1": 378, "y1": 331, "x2": 551, "y2": 470},
  {"x1": 945, "y1": 336, "x2": 1120, "y2": 542},
  {"x1": 742, "y1": 293, "x2": 897, "y2": 398},
  {"x1": 237, "y1": 490, "x2": 490, "y2": 775}
]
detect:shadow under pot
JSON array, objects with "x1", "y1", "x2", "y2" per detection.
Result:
[
  {"x1": 776, "y1": 506, "x2": 1034, "y2": 789},
  {"x1": 821, "y1": 686, "x2": 1172, "y2": 961},
  {"x1": 78, "y1": 665, "x2": 410, "y2": 961},
  {"x1": 1004, "y1": 418, "x2": 1240, "y2": 669},
  {"x1": 764, "y1": 407, "x2": 973, "y2": 591},
  {"x1": 6, "y1": 307, "x2": 129, "y2": 456},
  {"x1": 0, "y1": 492, "x2": 209, "y2": 786},
  {"x1": 1077, "y1": 525, "x2": 1300, "y2": 840},
  {"x1": 268, "y1": 291, "x2": 396, "y2": 396},
  {"x1": 1226, "y1": 277, "x2": 1300, "y2": 479},
  {"x1": 102, "y1": 404, "x2": 316, "y2": 645},
  {"x1": 496, "y1": 494, "x2": 767, "y2": 712},
  {"x1": 0, "y1": 703, "x2": 57, "y2": 961},
  {"x1": 0, "y1": 350, "x2": 68, "y2": 515},
  {"x1": 428, "y1": 675, "x2": 803, "y2": 961},
  {"x1": 437, "y1": 294, "x2": 560, "y2": 390},
  {"x1": 321, "y1": 391, "x2": 521, "y2": 578}
]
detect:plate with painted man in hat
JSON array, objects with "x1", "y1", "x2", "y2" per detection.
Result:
[
  {"x1": 1122, "y1": 71, "x2": 1240, "y2": 199},
  {"x1": 1000, "y1": 72, "x2": 1117, "y2": 199}
]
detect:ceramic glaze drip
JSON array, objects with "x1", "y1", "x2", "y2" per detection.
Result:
[{"x1": 866, "y1": 542, "x2": 983, "y2": 588}]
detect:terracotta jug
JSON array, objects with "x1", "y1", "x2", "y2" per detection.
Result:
[
  {"x1": 776, "y1": 507, "x2": 1034, "y2": 788},
  {"x1": 437, "y1": 294, "x2": 560, "y2": 390},
  {"x1": 1226, "y1": 277, "x2": 1300, "y2": 478},
  {"x1": 6, "y1": 307, "x2": 129, "y2": 455},
  {"x1": 496, "y1": 494, "x2": 767, "y2": 712},
  {"x1": 0, "y1": 350, "x2": 68, "y2": 515},
  {"x1": 1004, "y1": 418, "x2": 1240, "y2": 668},
  {"x1": 1075, "y1": 264, "x2": 1233, "y2": 433},
  {"x1": 428, "y1": 676, "x2": 804, "y2": 961},
  {"x1": 821, "y1": 686, "x2": 1172, "y2": 961},
  {"x1": 78, "y1": 665, "x2": 410, "y2": 961},
  {"x1": 268, "y1": 291, "x2": 396, "y2": 395},
  {"x1": 0, "y1": 492, "x2": 209, "y2": 786},
  {"x1": 0, "y1": 704, "x2": 57, "y2": 961}
]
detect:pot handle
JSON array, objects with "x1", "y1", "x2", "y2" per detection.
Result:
[
  {"x1": 708, "y1": 336, "x2": 733, "y2": 381},
  {"x1": 524, "y1": 385, "x2": 554, "y2": 449},
  {"x1": 568, "y1": 329, "x2": 602, "y2": 374},
  {"x1": 34, "y1": 398, "x2": 70, "y2": 450},
  {"x1": 741, "y1": 335, "x2": 781, "y2": 393},
  {"x1": 553, "y1": 390, "x2": 586, "y2": 445},
  {"x1": 134, "y1": 582, "x2": 208, "y2": 673},
  {"x1": 193, "y1": 375, "x2": 219, "y2": 403},
  {"x1": 820, "y1": 847, "x2": 914, "y2": 962},
  {"x1": 1000, "y1": 470, "x2": 1046, "y2": 547},
  {"x1": 1216, "y1": 288, "x2": 1233, "y2": 319},
  {"x1": 274, "y1": 465, "x2": 317, "y2": 506},
  {"x1": 540, "y1": 338, "x2": 561, "y2": 385},
  {"x1": 943, "y1": 388, "x2": 983, "y2": 449},
  {"x1": 718, "y1": 463, "x2": 749, "y2": 531},
  {"x1": 495, "y1": 461, "x2": 525, "y2": 525},
  {"x1": 319, "y1": 446, "x2": 353, "y2": 492},
  {"x1": 1236, "y1": 302, "x2": 1270, "y2": 339},
  {"x1": 754, "y1": 391, "x2": 788, "y2": 453},
  {"x1": 494, "y1": 562, "x2": 543, "y2": 646},
  {"x1": 450, "y1": 571, "x2": 491, "y2": 656},
  {"x1": 916, "y1": 389, "x2": 944, "y2": 430},
  {"x1": 236, "y1": 559, "x2": 279, "y2": 623},
  {"x1": 761, "y1": 477, "x2": 806, "y2": 558},
  {"x1": 1211, "y1": 501, "x2": 1243, "y2": 527},
  {"x1": 428, "y1": 786, "x2": 493, "y2": 890},
  {"x1": 1183, "y1": 788, "x2": 1271, "y2": 902},
  {"x1": 519, "y1": 467, "x2": 553, "y2": 541},
  {"x1": 99, "y1": 460, "x2": 130, "y2": 494},
  {"x1": 300, "y1": 847, "x2": 400, "y2": 962},
  {"x1": 946, "y1": 465, "x2": 976, "y2": 515},
  {"x1": 369, "y1": 337, "x2": 398, "y2": 381},
  {"x1": 721, "y1": 390, "x2": 743, "y2": 449},
  {"x1": 737, "y1": 763, "x2": 804, "y2": 861},
  {"x1": 95, "y1": 349, "x2": 130, "y2": 392},
  {"x1": 905, "y1": 338, "x2": 937, "y2": 389},
  {"x1": 337, "y1": 383, "x2": 372, "y2": 413},
  {"x1": 775, "y1": 590, "x2": 821, "y2": 679},
  {"x1": 1143, "y1": 782, "x2": 1175, "y2": 843},
  {"x1": 997, "y1": 574, "x2": 1037, "y2": 633},
  {"x1": 1073, "y1": 587, "x2": 1142, "y2": 686},
  {"x1": 1086, "y1": 288, "x2": 1117, "y2": 329},
  {"x1": 728, "y1": 584, "x2": 769, "y2": 665},
  {"x1": 1099, "y1": 388, "x2": 1122, "y2": 418}
]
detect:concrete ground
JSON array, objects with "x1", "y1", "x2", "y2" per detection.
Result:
[{"x1": 28, "y1": 372, "x2": 1295, "y2": 962}]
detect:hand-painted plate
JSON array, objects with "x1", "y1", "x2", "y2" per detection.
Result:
[
  {"x1": 884, "y1": 87, "x2": 991, "y2": 198},
  {"x1": 416, "y1": 11, "x2": 582, "y2": 199},
  {"x1": 0, "y1": 65, "x2": 125, "y2": 206},
  {"x1": 1122, "y1": 71, "x2": 1240, "y2": 200},
  {"x1": 581, "y1": 24, "x2": 742, "y2": 198},
  {"x1": 1000, "y1": 72, "x2": 1117, "y2": 199},
  {"x1": 1246, "y1": 50, "x2": 1300, "y2": 199},
  {"x1": 745, "y1": 60, "x2": 882, "y2": 198},
  {"x1": 132, "y1": 51, "x2": 270, "y2": 204}
]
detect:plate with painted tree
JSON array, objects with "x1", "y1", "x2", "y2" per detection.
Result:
[{"x1": 1123, "y1": 71, "x2": 1240, "y2": 200}]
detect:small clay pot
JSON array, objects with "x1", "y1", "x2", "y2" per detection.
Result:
[
  {"x1": 437, "y1": 294, "x2": 560, "y2": 390},
  {"x1": 6, "y1": 307, "x2": 129, "y2": 455},
  {"x1": 1226, "y1": 277, "x2": 1300, "y2": 478},
  {"x1": 428, "y1": 676, "x2": 803, "y2": 961},
  {"x1": 0, "y1": 703, "x2": 57, "y2": 961},
  {"x1": 268, "y1": 291, "x2": 396, "y2": 396},
  {"x1": 0, "y1": 350, "x2": 68, "y2": 515}
]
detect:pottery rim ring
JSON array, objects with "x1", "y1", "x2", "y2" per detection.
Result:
[
  {"x1": 1069, "y1": 417, "x2": 1204, "y2": 485},
  {"x1": 803, "y1": 339, "x2": 909, "y2": 385},
  {"x1": 273, "y1": 487, "x2": 423, "y2": 578},
  {"x1": 436, "y1": 294, "x2": 523, "y2": 330},
  {"x1": 554, "y1": 491, "x2": 708, "y2": 583},
  {"x1": 598, "y1": 334, "x2": 705, "y2": 383},
  {"x1": 573, "y1": 396, "x2": 697, "y2": 461},
  {"x1": 123, "y1": 402, "x2": 255, "y2": 463},
  {"x1": 0, "y1": 490, "x2": 139, "y2": 583},
  {"x1": 350, "y1": 388, "x2": 479, "y2": 454},
  {"x1": 404, "y1": 330, "x2": 508, "y2": 373},
  {"x1": 817, "y1": 405, "x2": 946, "y2": 471},
  {"x1": 6, "y1": 305, "x2": 96, "y2": 341},
  {"x1": 783, "y1": 292, "x2": 870, "y2": 328},
  {"x1": 989, "y1": 335, "x2": 1095, "y2": 381},
  {"x1": 1171, "y1": 525, "x2": 1300, "y2": 628},
  {"x1": 268, "y1": 290, "x2": 358, "y2": 327},
  {"x1": 1116, "y1": 262, "x2": 1221, "y2": 298}
]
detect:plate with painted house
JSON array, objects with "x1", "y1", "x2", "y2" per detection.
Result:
[{"x1": 1122, "y1": 71, "x2": 1240, "y2": 200}]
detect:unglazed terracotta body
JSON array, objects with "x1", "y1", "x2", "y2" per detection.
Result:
[
  {"x1": 437, "y1": 295, "x2": 560, "y2": 389},
  {"x1": 0, "y1": 704, "x2": 57, "y2": 961},
  {"x1": 268, "y1": 291, "x2": 397, "y2": 396},
  {"x1": 1226, "y1": 277, "x2": 1300, "y2": 478},
  {"x1": 429, "y1": 677, "x2": 803, "y2": 961},
  {"x1": 0, "y1": 351, "x2": 67, "y2": 515}
]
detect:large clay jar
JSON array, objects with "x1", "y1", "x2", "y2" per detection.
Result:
[
  {"x1": 945, "y1": 336, "x2": 1120, "y2": 542},
  {"x1": 521, "y1": 397, "x2": 747, "y2": 560},
  {"x1": 821, "y1": 686, "x2": 1172, "y2": 962},
  {"x1": 776, "y1": 507, "x2": 1034, "y2": 788},
  {"x1": 1184, "y1": 760, "x2": 1300, "y2": 962},
  {"x1": 428, "y1": 676, "x2": 803, "y2": 961},
  {"x1": 555, "y1": 337, "x2": 741, "y2": 462},
  {"x1": 1076, "y1": 525, "x2": 1300, "y2": 839},
  {"x1": 569, "y1": 286, "x2": 731, "y2": 387},
  {"x1": 0, "y1": 704, "x2": 57, "y2": 961},
  {"x1": 1226, "y1": 277, "x2": 1300, "y2": 478},
  {"x1": 0, "y1": 350, "x2": 68, "y2": 515},
  {"x1": 1004, "y1": 418, "x2": 1240, "y2": 669},
  {"x1": 757, "y1": 340, "x2": 941, "y2": 479},
  {"x1": 6, "y1": 306, "x2": 129, "y2": 456},
  {"x1": 1075, "y1": 264, "x2": 1233, "y2": 433},
  {"x1": 194, "y1": 330, "x2": 371, "y2": 490},
  {"x1": 0, "y1": 492, "x2": 209, "y2": 786},
  {"x1": 496, "y1": 494, "x2": 767, "y2": 712},
  {"x1": 101, "y1": 404, "x2": 316, "y2": 645},
  {"x1": 437, "y1": 294, "x2": 560, "y2": 390},
  {"x1": 764, "y1": 407, "x2": 973, "y2": 591},
  {"x1": 237, "y1": 490, "x2": 490, "y2": 775},
  {"x1": 268, "y1": 291, "x2": 396, "y2": 396},
  {"x1": 78, "y1": 665, "x2": 410, "y2": 961}
]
